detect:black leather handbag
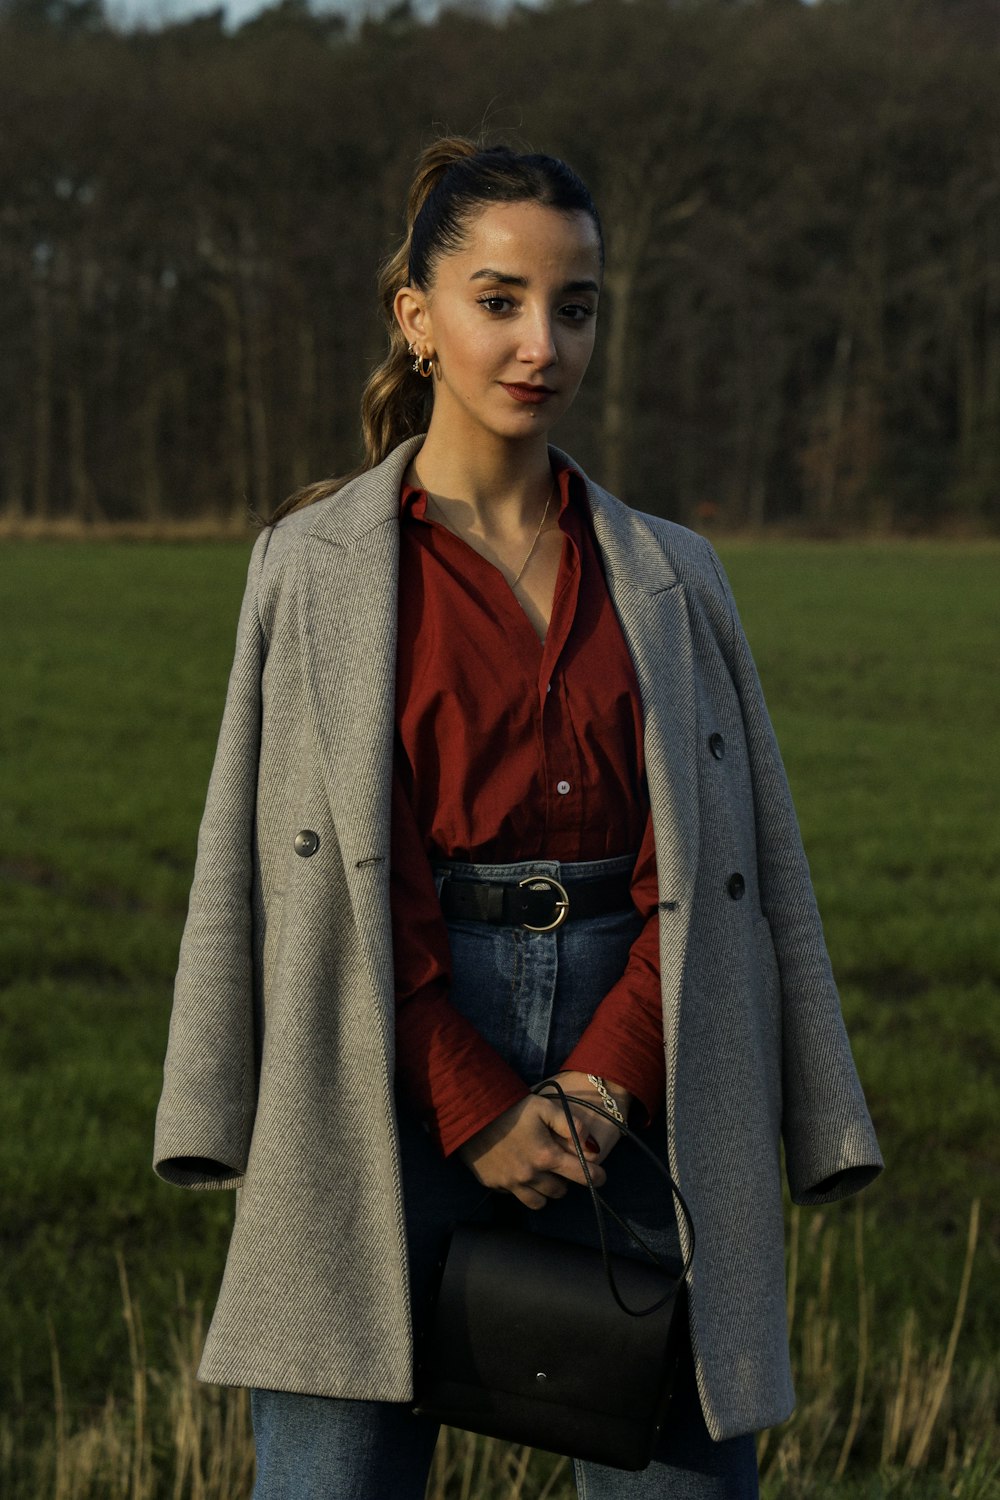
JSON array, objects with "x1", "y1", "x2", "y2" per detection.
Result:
[{"x1": 412, "y1": 1082, "x2": 696, "y2": 1471}]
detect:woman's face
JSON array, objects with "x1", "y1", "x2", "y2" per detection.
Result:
[{"x1": 396, "y1": 200, "x2": 602, "y2": 445}]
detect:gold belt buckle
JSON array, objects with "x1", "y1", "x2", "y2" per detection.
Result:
[{"x1": 517, "y1": 875, "x2": 570, "y2": 932}]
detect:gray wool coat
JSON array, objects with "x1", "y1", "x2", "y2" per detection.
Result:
[{"x1": 154, "y1": 434, "x2": 883, "y2": 1442}]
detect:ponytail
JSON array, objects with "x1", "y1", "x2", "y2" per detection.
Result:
[{"x1": 359, "y1": 137, "x2": 480, "y2": 472}]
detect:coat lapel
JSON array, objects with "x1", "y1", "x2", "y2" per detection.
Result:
[
  {"x1": 575, "y1": 465, "x2": 701, "y2": 907},
  {"x1": 564, "y1": 456, "x2": 701, "y2": 1106},
  {"x1": 297, "y1": 437, "x2": 425, "y2": 1019}
]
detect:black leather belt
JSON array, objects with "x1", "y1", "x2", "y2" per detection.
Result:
[{"x1": 438, "y1": 872, "x2": 634, "y2": 933}]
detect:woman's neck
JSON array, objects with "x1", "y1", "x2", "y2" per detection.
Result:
[{"x1": 409, "y1": 427, "x2": 554, "y2": 538}]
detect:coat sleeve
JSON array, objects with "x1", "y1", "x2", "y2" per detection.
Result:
[
  {"x1": 153, "y1": 527, "x2": 273, "y2": 1190},
  {"x1": 702, "y1": 539, "x2": 884, "y2": 1205}
]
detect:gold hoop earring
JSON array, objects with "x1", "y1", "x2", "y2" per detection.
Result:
[
  {"x1": 407, "y1": 342, "x2": 434, "y2": 378},
  {"x1": 407, "y1": 341, "x2": 434, "y2": 378}
]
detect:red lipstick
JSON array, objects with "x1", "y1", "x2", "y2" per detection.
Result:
[{"x1": 500, "y1": 383, "x2": 555, "y2": 405}]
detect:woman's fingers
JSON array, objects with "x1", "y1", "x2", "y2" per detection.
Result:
[
  {"x1": 521, "y1": 1100, "x2": 605, "y2": 1185},
  {"x1": 537, "y1": 1098, "x2": 592, "y2": 1147},
  {"x1": 565, "y1": 1116, "x2": 621, "y2": 1163},
  {"x1": 512, "y1": 1171, "x2": 568, "y2": 1210},
  {"x1": 456, "y1": 1093, "x2": 608, "y2": 1198},
  {"x1": 540, "y1": 1103, "x2": 613, "y2": 1177},
  {"x1": 507, "y1": 1136, "x2": 605, "y2": 1199},
  {"x1": 557, "y1": 1109, "x2": 622, "y2": 1163},
  {"x1": 514, "y1": 1184, "x2": 550, "y2": 1210},
  {"x1": 545, "y1": 1145, "x2": 607, "y2": 1189}
]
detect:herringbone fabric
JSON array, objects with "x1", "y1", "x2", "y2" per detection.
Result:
[{"x1": 154, "y1": 435, "x2": 882, "y2": 1439}]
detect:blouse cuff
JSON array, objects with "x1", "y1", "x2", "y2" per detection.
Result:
[
  {"x1": 558, "y1": 1040, "x2": 664, "y2": 1128},
  {"x1": 395, "y1": 990, "x2": 531, "y2": 1157}
]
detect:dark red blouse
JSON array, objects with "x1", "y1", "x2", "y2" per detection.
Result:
[{"x1": 391, "y1": 460, "x2": 665, "y2": 1156}]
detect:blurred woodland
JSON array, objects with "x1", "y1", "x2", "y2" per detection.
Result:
[{"x1": 1, "y1": 0, "x2": 999, "y2": 531}]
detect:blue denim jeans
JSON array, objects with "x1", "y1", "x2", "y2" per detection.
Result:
[{"x1": 251, "y1": 855, "x2": 759, "y2": 1499}]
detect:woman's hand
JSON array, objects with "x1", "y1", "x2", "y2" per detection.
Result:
[
  {"x1": 542, "y1": 1071, "x2": 632, "y2": 1165},
  {"x1": 457, "y1": 1093, "x2": 608, "y2": 1210}
]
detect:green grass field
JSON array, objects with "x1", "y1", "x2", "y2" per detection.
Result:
[{"x1": 1, "y1": 539, "x2": 998, "y2": 1496}]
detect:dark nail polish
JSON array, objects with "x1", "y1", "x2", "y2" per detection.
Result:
[{"x1": 585, "y1": 1135, "x2": 600, "y2": 1154}]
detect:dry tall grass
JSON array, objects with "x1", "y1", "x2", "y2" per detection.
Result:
[
  {"x1": 755, "y1": 1201, "x2": 993, "y2": 1496},
  {"x1": 2, "y1": 1202, "x2": 993, "y2": 1500}
]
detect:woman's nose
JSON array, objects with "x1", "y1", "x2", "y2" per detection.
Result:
[{"x1": 517, "y1": 312, "x2": 558, "y2": 369}]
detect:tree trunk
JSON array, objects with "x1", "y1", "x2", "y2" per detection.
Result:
[
  {"x1": 292, "y1": 318, "x2": 318, "y2": 491},
  {"x1": 746, "y1": 376, "x2": 785, "y2": 531},
  {"x1": 600, "y1": 261, "x2": 634, "y2": 501},
  {"x1": 65, "y1": 272, "x2": 104, "y2": 524},
  {"x1": 67, "y1": 383, "x2": 103, "y2": 523},
  {"x1": 239, "y1": 224, "x2": 271, "y2": 516},
  {"x1": 207, "y1": 277, "x2": 251, "y2": 522},
  {"x1": 138, "y1": 380, "x2": 164, "y2": 521},
  {"x1": 31, "y1": 274, "x2": 52, "y2": 521},
  {"x1": 816, "y1": 325, "x2": 853, "y2": 528},
  {"x1": 3, "y1": 432, "x2": 27, "y2": 519},
  {"x1": 599, "y1": 157, "x2": 662, "y2": 502}
]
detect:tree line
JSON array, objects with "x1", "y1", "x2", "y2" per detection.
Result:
[{"x1": 1, "y1": 0, "x2": 998, "y2": 531}]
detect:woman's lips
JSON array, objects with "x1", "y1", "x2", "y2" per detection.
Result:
[{"x1": 500, "y1": 383, "x2": 555, "y2": 405}]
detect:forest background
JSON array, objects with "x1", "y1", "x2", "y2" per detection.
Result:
[
  {"x1": 1, "y1": 0, "x2": 1000, "y2": 534},
  {"x1": 1, "y1": 0, "x2": 999, "y2": 1497}
]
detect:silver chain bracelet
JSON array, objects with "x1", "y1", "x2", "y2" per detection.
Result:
[{"x1": 587, "y1": 1074, "x2": 625, "y2": 1124}]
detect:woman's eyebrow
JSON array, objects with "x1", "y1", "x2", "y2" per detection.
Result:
[
  {"x1": 469, "y1": 268, "x2": 527, "y2": 286},
  {"x1": 469, "y1": 268, "x2": 600, "y2": 295}
]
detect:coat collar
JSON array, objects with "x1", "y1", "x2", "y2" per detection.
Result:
[
  {"x1": 303, "y1": 434, "x2": 679, "y2": 595},
  {"x1": 303, "y1": 436, "x2": 420, "y2": 548},
  {"x1": 297, "y1": 436, "x2": 697, "y2": 1035}
]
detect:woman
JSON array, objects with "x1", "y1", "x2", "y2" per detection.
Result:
[{"x1": 154, "y1": 138, "x2": 883, "y2": 1499}]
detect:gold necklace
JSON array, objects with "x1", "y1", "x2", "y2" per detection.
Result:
[
  {"x1": 426, "y1": 478, "x2": 556, "y2": 588},
  {"x1": 511, "y1": 479, "x2": 555, "y2": 587}
]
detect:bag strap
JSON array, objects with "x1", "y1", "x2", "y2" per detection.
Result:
[{"x1": 530, "y1": 1078, "x2": 696, "y2": 1319}]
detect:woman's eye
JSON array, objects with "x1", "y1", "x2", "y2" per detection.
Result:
[
  {"x1": 561, "y1": 303, "x2": 595, "y2": 322},
  {"x1": 477, "y1": 295, "x2": 513, "y2": 314}
]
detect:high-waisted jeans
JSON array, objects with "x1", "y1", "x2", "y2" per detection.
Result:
[{"x1": 251, "y1": 854, "x2": 759, "y2": 1499}]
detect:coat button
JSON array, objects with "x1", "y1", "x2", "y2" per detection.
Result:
[
  {"x1": 709, "y1": 732, "x2": 726, "y2": 759},
  {"x1": 727, "y1": 872, "x2": 745, "y2": 900},
  {"x1": 294, "y1": 829, "x2": 320, "y2": 857}
]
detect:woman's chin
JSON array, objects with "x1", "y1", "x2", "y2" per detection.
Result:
[{"x1": 483, "y1": 403, "x2": 561, "y2": 443}]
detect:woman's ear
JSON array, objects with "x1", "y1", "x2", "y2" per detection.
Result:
[{"x1": 393, "y1": 286, "x2": 430, "y2": 349}]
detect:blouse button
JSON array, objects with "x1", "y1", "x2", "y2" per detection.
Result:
[
  {"x1": 556, "y1": 780, "x2": 571, "y2": 795},
  {"x1": 709, "y1": 732, "x2": 726, "y2": 759}
]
